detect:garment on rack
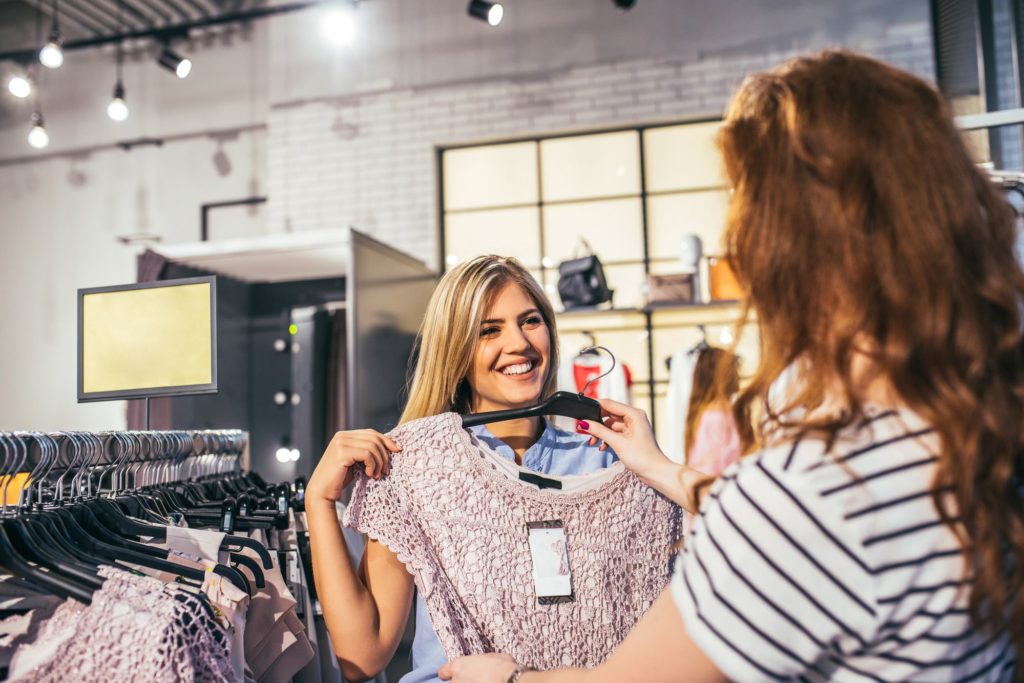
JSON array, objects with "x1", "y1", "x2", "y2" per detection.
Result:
[
  {"x1": 558, "y1": 351, "x2": 632, "y2": 404},
  {"x1": 665, "y1": 349, "x2": 698, "y2": 464},
  {"x1": 8, "y1": 565, "x2": 235, "y2": 682},
  {"x1": 344, "y1": 413, "x2": 684, "y2": 670},
  {"x1": 686, "y1": 409, "x2": 742, "y2": 477}
]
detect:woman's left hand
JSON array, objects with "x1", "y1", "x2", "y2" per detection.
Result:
[{"x1": 438, "y1": 653, "x2": 520, "y2": 683}]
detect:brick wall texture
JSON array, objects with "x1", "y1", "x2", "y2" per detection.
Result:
[{"x1": 267, "y1": 22, "x2": 935, "y2": 270}]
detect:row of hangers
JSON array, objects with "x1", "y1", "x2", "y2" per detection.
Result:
[{"x1": 0, "y1": 430, "x2": 296, "y2": 610}]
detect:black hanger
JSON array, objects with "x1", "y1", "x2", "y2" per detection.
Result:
[
  {"x1": 461, "y1": 345, "x2": 619, "y2": 427},
  {"x1": 461, "y1": 391, "x2": 601, "y2": 427}
]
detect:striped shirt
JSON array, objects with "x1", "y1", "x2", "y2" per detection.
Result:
[{"x1": 672, "y1": 406, "x2": 1016, "y2": 682}]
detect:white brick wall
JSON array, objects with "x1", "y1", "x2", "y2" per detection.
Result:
[{"x1": 268, "y1": 22, "x2": 935, "y2": 271}]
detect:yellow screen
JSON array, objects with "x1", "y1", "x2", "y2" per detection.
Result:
[{"x1": 82, "y1": 282, "x2": 213, "y2": 394}]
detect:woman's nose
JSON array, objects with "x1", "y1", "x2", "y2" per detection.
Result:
[{"x1": 502, "y1": 327, "x2": 531, "y2": 353}]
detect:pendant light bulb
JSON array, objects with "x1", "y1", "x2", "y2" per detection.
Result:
[
  {"x1": 28, "y1": 113, "x2": 49, "y2": 149},
  {"x1": 8, "y1": 76, "x2": 31, "y2": 98},
  {"x1": 323, "y1": 5, "x2": 357, "y2": 46},
  {"x1": 107, "y1": 82, "x2": 128, "y2": 121},
  {"x1": 39, "y1": 32, "x2": 64, "y2": 69}
]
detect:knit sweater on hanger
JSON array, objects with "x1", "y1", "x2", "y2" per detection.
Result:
[{"x1": 344, "y1": 413, "x2": 684, "y2": 670}]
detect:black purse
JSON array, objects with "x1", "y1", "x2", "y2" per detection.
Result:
[{"x1": 557, "y1": 243, "x2": 613, "y2": 310}]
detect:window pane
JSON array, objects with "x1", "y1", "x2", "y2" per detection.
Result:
[
  {"x1": 443, "y1": 142, "x2": 538, "y2": 211},
  {"x1": 542, "y1": 198, "x2": 644, "y2": 264},
  {"x1": 647, "y1": 190, "x2": 730, "y2": 261},
  {"x1": 540, "y1": 131, "x2": 641, "y2": 202},
  {"x1": 444, "y1": 207, "x2": 541, "y2": 268},
  {"x1": 644, "y1": 122, "x2": 725, "y2": 193}
]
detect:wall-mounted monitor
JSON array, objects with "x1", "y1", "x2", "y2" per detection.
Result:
[{"x1": 78, "y1": 276, "x2": 218, "y2": 402}]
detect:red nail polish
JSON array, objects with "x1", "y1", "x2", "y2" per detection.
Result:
[{"x1": 577, "y1": 420, "x2": 589, "y2": 431}]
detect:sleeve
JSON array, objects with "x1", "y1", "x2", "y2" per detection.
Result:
[
  {"x1": 342, "y1": 460, "x2": 437, "y2": 597},
  {"x1": 671, "y1": 457, "x2": 878, "y2": 682}
]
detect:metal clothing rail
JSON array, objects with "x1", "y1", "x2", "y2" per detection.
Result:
[{"x1": 0, "y1": 429, "x2": 247, "y2": 512}]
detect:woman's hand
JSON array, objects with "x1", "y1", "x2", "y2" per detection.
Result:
[
  {"x1": 306, "y1": 429, "x2": 401, "y2": 505},
  {"x1": 580, "y1": 399, "x2": 711, "y2": 514},
  {"x1": 577, "y1": 399, "x2": 670, "y2": 483},
  {"x1": 438, "y1": 654, "x2": 519, "y2": 683}
]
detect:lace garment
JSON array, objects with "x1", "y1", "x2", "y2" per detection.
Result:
[
  {"x1": 344, "y1": 413, "x2": 684, "y2": 669},
  {"x1": 9, "y1": 565, "x2": 235, "y2": 682}
]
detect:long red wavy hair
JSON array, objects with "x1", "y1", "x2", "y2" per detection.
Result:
[{"x1": 719, "y1": 50, "x2": 1024, "y2": 668}]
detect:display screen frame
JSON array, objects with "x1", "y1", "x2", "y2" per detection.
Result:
[{"x1": 77, "y1": 276, "x2": 218, "y2": 402}]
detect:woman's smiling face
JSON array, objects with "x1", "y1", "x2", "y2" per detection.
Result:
[{"x1": 468, "y1": 282, "x2": 551, "y2": 413}]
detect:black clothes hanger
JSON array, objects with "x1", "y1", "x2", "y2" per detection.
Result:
[{"x1": 461, "y1": 346, "x2": 617, "y2": 427}]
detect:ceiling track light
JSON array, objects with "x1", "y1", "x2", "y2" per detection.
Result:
[
  {"x1": 467, "y1": 0, "x2": 503, "y2": 26},
  {"x1": 28, "y1": 111, "x2": 49, "y2": 149},
  {"x1": 39, "y1": 0, "x2": 63, "y2": 69},
  {"x1": 157, "y1": 46, "x2": 192, "y2": 79}
]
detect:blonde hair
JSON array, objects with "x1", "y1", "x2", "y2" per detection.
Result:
[{"x1": 400, "y1": 255, "x2": 560, "y2": 423}]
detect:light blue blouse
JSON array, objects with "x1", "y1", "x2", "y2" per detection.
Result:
[{"x1": 399, "y1": 419, "x2": 618, "y2": 683}]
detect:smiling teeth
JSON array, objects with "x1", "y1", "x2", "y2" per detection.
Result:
[{"x1": 502, "y1": 362, "x2": 533, "y2": 376}]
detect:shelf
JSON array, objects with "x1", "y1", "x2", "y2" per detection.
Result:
[{"x1": 555, "y1": 300, "x2": 741, "y2": 316}]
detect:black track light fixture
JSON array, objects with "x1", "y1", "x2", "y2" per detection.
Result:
[
  {"x1": 612, "y1": 0, "x2": 636, "y2": 8},
  {"x1": 467, "y1": 0, "x2": 503, "y2": 26},
  {"x1": 157, "y1": 46, "x2": 192, "y2": 79}
]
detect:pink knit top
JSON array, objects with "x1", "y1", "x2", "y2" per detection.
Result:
[{"x1": 344, "y1": 413, "x2": 684, "y2": 669}]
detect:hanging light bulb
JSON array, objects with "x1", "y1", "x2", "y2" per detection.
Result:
[
  {"x1": 107, "y1": 37, "x2": 128, "y2": 121},
  {"x1": 39, "y1": 0, "x2": 63, "y2": 68},
  {"x1": 39, "y1": 31, "x2": 63, "y2": 69},
  {"x1": 107, "y1": 82, "x2": 128, "y2": 121},
  {"x1": 28, "y1": 112, "x2": 49, "y2": 149},
  {"x1": 8, "y1": 75, "x2": 31, "y2": 99},
  {"x1": 323, "y1": 3, "x2": 357, "y2": 45}
]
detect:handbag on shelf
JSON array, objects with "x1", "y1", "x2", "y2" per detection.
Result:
[
  {"x1": 708, "y1": 257, "x2": 742, "y2": 301},
  {"x1": 556, "y1": 240, "x2": 614, "y2": 310},
  {"x1": 644, "y1": 273, "x2": 696, "y2": 306}
]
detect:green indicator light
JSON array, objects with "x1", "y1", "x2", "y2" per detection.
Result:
[{"x1": 288, "y1": 324, "x2": 298, "y2": 335}]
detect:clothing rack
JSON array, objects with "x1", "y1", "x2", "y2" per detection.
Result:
[{"x1": 0, "y1": 429, "x2": 246, "y2": 512}]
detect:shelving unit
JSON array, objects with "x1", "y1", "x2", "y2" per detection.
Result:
[{"x1": 437, "y1": 117, "x2": 759, "y2": 444}]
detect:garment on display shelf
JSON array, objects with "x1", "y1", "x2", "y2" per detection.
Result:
[
  {"x1": 344, "y1": 413, "x2": 685, "y2": 671},
  {"x1": 0, "y1": 430, "x2": 326, "y2": 683}
]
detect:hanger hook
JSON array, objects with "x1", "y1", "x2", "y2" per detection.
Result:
[{"x1": 578, "y1": 345, "x2": 617, "y2": 398}]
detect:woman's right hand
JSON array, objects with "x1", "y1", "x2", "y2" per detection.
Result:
[
  {"x1": 577, "y1": 399, "x2": 670, "y2": 481},
  {"x1": 307, "y1": 429, "x2": 402, "y2": 505}
]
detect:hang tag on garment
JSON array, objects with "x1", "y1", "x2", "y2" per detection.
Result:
[
  {"x1": 220, "y1": 497, "x2": 238, "y2": 533},
  {"x1": 526, "y1": 520, "x2": 573, "y2": 605}
]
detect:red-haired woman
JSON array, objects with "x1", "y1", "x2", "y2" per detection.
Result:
[{"x1": 440, "y1": 50, "x2": 1021, "y2": 683}]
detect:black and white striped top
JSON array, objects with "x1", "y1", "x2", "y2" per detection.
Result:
[{"x1": 672, "y1": 407, "x2": 1016, "y2": 682}]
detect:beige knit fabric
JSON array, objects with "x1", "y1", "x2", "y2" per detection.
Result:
[{"x1": 344, "y1": 413, "x2": 684, "y2": 669}]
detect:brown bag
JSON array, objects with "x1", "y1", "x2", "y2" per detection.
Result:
[
  {"x1": 708, "y1": 257, "x2": 742, "y2": 301},
  {"x1": 645, "y1": 273, "x2": 696, "y2": 306}
]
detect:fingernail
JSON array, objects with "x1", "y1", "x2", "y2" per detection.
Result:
[{"x1": 577, "y1": 420, "x2": 589, "y2": 431}]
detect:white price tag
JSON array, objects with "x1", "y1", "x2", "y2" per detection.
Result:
[{"x1": 527, "y1": 520, "x2": 573, "y2": 604}]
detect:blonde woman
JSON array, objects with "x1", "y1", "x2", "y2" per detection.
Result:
[{"x1": 306, "y1": 256, "x2": 618, "y2": 683}]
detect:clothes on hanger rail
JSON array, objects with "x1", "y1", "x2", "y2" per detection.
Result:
[{"x1": 0, "y1": 430, "x2": 321, "y2": 683}]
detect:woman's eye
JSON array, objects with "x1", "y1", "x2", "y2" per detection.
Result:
[
  {"x1": 480, "y1": 326, "x2": 500, "y2": 338},
  {"x1": 522, "y1": 316, "x2": 543, "y2": 328}
]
